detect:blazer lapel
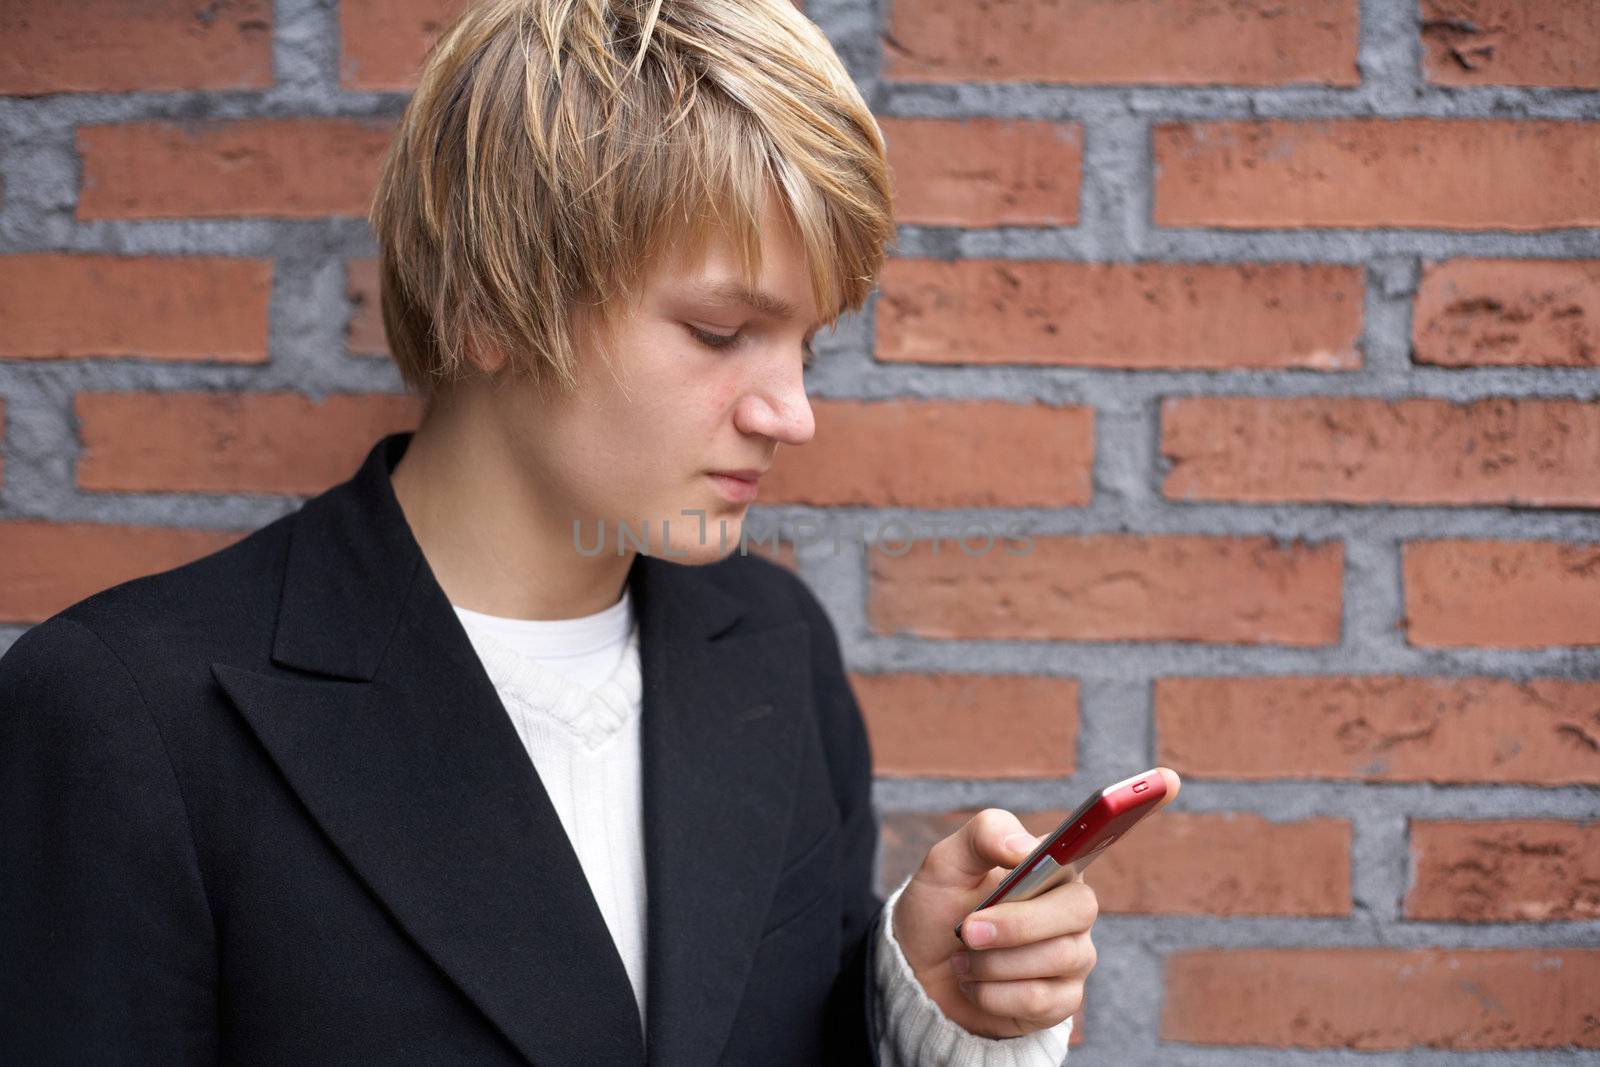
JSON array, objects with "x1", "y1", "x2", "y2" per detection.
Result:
[
  {"x1": 633, "y1": 557, "x2": 811, "y2": 1067},
  {"x1": 210, "y1": 432, "x2": 812, "y2": 1067}
]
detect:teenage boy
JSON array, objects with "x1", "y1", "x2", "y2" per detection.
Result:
[{"x1": 0, "y1": 1, "x2": 1113, "y2": 1062}]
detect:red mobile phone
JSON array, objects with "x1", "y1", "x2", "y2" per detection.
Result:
[{"x1": 953, "y1": 768, "x2": 1172, "y2": 944}]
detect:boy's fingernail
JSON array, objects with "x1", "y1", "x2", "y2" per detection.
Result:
[
  {"x1": 1004, "y1": 832, "x2": 1036, "y2": 852},
  {"x1": 964, "y1": 919, "x2": 996, "y2": 947},
  {"x1": 950, "y1": 951, "x2": 970, "y2": 975},
  {"x1": 958, "y1": 980, "x2": 974, "y2": 996}
]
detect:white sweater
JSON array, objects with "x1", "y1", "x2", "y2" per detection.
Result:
[{"x1": 453, "y1": 587, "x2": 1073, "y2": 1065}]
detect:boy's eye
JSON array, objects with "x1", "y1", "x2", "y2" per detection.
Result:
[
  {"x1": 688, "y1": 326, "x2": 816, "y2": 370},
  {"x1": 689, "y1": 327, "x2": 739, "y2": 349}
]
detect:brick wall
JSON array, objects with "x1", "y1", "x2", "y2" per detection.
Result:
[{"x1": 2, "y1": 0, "x2": 1597, "y2": 1060}]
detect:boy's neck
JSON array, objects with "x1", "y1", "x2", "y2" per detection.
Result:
[{"x1": 389, "y1": 399, "x2": 633, "y2": 623}]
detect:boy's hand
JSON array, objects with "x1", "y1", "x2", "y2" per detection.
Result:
[{"x1": 889, "y1": 769, "x2": 1180, "y2": 1039}]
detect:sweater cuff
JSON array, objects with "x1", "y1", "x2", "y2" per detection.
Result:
[{"x1": 874, "y1": 874, "x2": 1074, "y2": 1066}]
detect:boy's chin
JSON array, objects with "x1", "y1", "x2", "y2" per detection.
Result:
[
  {"x1": 656, "y1": 533, "x2": 745, "y2": 565},
  {"x1": 644, "y1": 513, "x2": 749, "y2": 565}
]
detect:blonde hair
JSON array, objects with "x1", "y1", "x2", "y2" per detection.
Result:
[{"x1": 367, "y1": 0, "x2": 896, "y2": 403}]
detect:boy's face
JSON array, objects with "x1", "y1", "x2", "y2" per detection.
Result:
[{"x1": 487, "y1": 188, "x2": 821, "y2": 565}]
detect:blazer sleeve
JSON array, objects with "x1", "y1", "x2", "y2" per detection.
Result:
[
  {"x1": 0, "y1": 615, "x2": 218, "y2": 1064},
  {"x1": 792, "y1": 577, "x2": 885, "y2": 1067}
]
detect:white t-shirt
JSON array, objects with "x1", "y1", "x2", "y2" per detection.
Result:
[{"x1": 453, "y1": 589, "x2": 646, "y2": 1035}]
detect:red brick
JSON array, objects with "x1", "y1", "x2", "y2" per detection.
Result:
[
  {"x1": 0, "y1": 0, "x2": 271, "y2": 95},
  {"x1": 341, "y1": 0, "x2": 471, "y2": 91},
  {"x1": 77, "y1": 119, "x2": 395, "y2": 220},
  {"x1": 1156, "y1": 675, "x2": 1600, "y2": 785},
  {"x1": 0, "y1": 255, "x2": 270, "y2": 363},
  {"x1": 1414, "y1": 259, "x2": 1600, "y2": 367},
  {"x1": 877, "y1": 811, "x2": 963, "y2": 895},
  {"x1": 0, "y1": 520, "x2": 245, "y2": 625},
  {"x1": 1423, "y1": 0, "x2": 1600, "y2": 88},
  {"x1": 883, "y1": 0, "x2": 1358, "y2": 87},
  {"x1": 1161, "y1": 396, "x2": 1600, "y2": 507},
  {"x1": 1408, "y1": 820, "x2": 1600, "y2": 922},
  {"x1": 766, "y1": 399, "x2": 1093, "y2": 508},
  {"x1": 878, "y1": 810, "x2": 1348, "y2": 915},
  {"x1": 1092, "y1": 813, "x2": 1350, "y2": 916},
  {"x1": 1404, "y1": 539, "x2": 1600, "y2": 647},
  {"x1": 851, "y1": 671, "x2": 1077, "y2": 778},
  {"x1": 345, "y1": 258, "x2": 388, "y2": 357},
  {"x1": 1155, "y1": 119, "x2": 1600, "y2": 230},
  {"x1": 880, "y1": 118, "x2": 1081, "y2": 227},
  {"x1": 876, "y1": 260, "x2": 1362, "y2": 370},
  {"x1": 868, "y1": 536, "x2": 1342, "y2": 645},
  {"x1": 75, "y1": 392, "x2": 422, "y2": 495},
  {"x1": 1163, "y1": 949, "x2": 1600, "y2": 1049}
]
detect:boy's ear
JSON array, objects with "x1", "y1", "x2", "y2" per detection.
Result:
[{"x1": 465, "y1": 337, "x2": 510, "y2": 377}]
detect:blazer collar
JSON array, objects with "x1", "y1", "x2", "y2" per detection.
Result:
[{"x1": 211, "y1": 432, "x2": 813, "y2": 1066}]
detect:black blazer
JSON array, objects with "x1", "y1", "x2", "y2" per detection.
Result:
[{"x1": 0, "y1": 431, "x2": 886, "y2": 1066}]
